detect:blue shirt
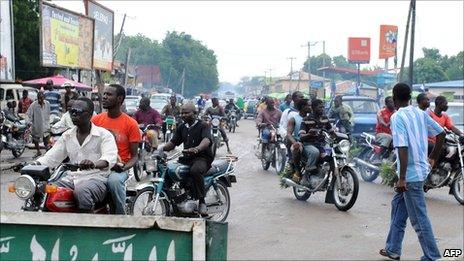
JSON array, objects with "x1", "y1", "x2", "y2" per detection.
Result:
[
  {"x1": 44, "y1": 91, "x2": 61, "y2": 114},
  {"x1": 292, "y1": 114, "x2": 303, "y2": 141},
  {"x1": 391, "y1": 105, "x2": 443, "y2": 182},
  {"x1": 279, "y1": 102, "x2": 291, "y2": 112}
]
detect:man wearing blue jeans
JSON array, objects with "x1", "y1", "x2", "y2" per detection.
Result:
[{"x1": 380, "y1": 83, "x2": 445, "y2": 261}]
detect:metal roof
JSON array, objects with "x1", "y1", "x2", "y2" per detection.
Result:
[{"x1": 413, "y1": 80, "x2": 463, "y2": 89}]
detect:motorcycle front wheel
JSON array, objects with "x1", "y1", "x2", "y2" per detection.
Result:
[
  {"x1": 452, "y1": 171, "x2": 464, "y2": 205},
  {"x1": 333, "y1": 168, "x2": 359, "y2": 211},
  {"x1": 293, "y1": 187, "x2": 311, "y2": 201},
  {"x1": 358, "y1": 147, "x2": 379, "y2": 182},
  {"x1": 129, "y1": 187, "x2": 170, "y2": 216},
  {"x1": 206, "y1": 180, "x2": 230, "y2": 222},
  {"x1": 12, "y1": 144, "x2": 25, "y2": 158}
]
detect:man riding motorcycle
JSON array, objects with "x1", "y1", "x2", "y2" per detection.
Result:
[
  {"x1": 205, "y1": 97, "x2": 232, "y2": 153},
  {"x1": 256, "y1": 97, "x2": 282, "y2": 148},
  {"x1": 225, "y1": 98, "x2": 241, "y2": 127},
  {"x1": 31, "y1": 97, "x2": 118, "y2": 212},
  {"x1": 92, "y1": 84, "x2": 142, "y2": 215},
  {"x1": 329, "y1": 95, "x2": 354, "y2": 135},
  {"x1": 158, "y1": 102, "x2": 213, "y2": 215},
  {"x1": 161, "y1": 95, "x2": 182, "y2": 139},
  {"x1": 298, "y1": 99, "x2": 335, "y2": 186},
  {"x1": 133, "y1": 97, "x2": 163, "y2": 149},
  {"x1": 375, "y1": 96, "x2": 396, "y2": 158},
  {"x1": 286, "y1": 98, "x2": 310, "y2": 183}
]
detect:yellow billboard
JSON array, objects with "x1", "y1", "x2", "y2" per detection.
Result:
[{"x1": 41, "y1": 2, "x2": 94, "y2": 70}]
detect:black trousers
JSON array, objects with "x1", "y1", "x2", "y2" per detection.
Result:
[{"x1": 184, "y1": 157, "x2": 211, "y2": 200}]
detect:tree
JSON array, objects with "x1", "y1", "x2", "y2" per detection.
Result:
[
  {"x1": 302, "y1": 54, "x2": 332, "y2": 76},
  {"x1": 13, "y1": 0, "x2": 52, "y2": 81},
  {"x1": 413, "y1": 58, "x2": 448, "y2": 83}
]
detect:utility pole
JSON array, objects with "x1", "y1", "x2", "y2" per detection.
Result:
[
  {"x1": 322, "y1": 41, "x2": 326, "y2": 80},
  {"x1": 287, "y1": 57, "x2": 296, "y2": 93},
  {"x1": 124, "y1": 47, "x2": 131, "y2": 86},
  {"x1": 181, "y1": 68, "x2": 186, "y2": 96},
  {"x1": 302, "y1": 41, "x2": 318, "y2": 96},
  {"x1": 408, "y1": 0, "x2": 416, "y2": 88},
  {"x1": 399, "y1": 0, "x2": 413, "y2": 82},
  {"x1": 113, "y1": 14, "x2": 127, "y2": 59}
]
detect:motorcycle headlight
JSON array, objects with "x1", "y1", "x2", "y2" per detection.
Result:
[
  {"x1": 338, "y1": 140, "x2": 351, "y2": 154},
  {"x1": 212, "y1": 118, "x2": 220, "y2": 127},
  {"x1": 14, "y1": 175, "x2": 36, "y2": 200}
]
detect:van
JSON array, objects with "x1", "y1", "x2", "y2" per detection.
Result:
[{"x1": 0, "y1": 83, "x2": 38, "y2": 111}]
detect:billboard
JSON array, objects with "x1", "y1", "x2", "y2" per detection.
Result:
[
  {"x1": 379, "y1": 25, "x2": 398, "y2": 59},
  {"x1": 0, "y1": 0, "x2": 15, "y2": 81},
  {"x1": 86, "y1": 0, "x2": 114, "y2": 71},
  {"x1": 41, "y1": 2, "x2": 94, "y2": 70},
  {"x1": 348, "y1": 37, "x2": 370, "y2": 63}
]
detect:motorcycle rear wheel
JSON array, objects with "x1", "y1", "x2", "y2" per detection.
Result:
[
  {"x1": 452, "y1": 172, "x2": 464, "y2": 205},
  {"x1": 333, "y1": 168, "x2": 359, "y2": 211},
  {"x1": 293, "y1": 187, "x2": 311, "y2": 201},
  {"x1": 275, "y1": 148, "x2": 286, "y2": 174},
  {"x1": 129, "y1": 187, "x2": 170, "y2": 216}
]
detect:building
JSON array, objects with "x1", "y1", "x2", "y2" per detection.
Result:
[
  {"x1": 135, "y1": 65, "x2": 162, "y2": 88},
  {"x1": 268, "y1": 71, "x2": 330, "y2": 98},
  {"x1": 413, "y1": 80, "x2": 463, "y2": 101}
]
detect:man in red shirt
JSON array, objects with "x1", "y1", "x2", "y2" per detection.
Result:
[
  {"x1": 375, "y1": 96, "x2": 396, "y2": 150},
  {"x1": 18, "y1": 89, "x2": 33, "y2": 114},
  {"x1": 428, "y1": 96, "x2": 463, "y2": 145},
  {"x1": 133, "y1": 97, "x2": 163, "y2": 149},
  {"x1": 92, "y1": 84, "x2": 142, "y2": 214}
]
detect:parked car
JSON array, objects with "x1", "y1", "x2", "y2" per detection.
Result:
[
  {"x1": 327, "y1": 95, "x2": 380, "y2": 138},
  {"x1": 125, "y1": 95, "x2": 141, "y2": 116},
  {"x1": 0, "y1": 83, "x2": 38, "y2": 111},
  {"x1": 150, "y1": 94, "x2": 169, "y2": 112}
]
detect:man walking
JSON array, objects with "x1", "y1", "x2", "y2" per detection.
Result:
[
  {"x1": 380, "y1": 83, "x2": 445, "y2": 261},
  {"x1": 43, "y1": 79, "x2": 61, "y2": 115},
  {"x1": 27, "y1": 91, "x2": 51, "y2": 158}
]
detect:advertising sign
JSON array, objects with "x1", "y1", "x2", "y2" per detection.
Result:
[
  {"x1": 348, "y1": 37, "x2": 370, "y2": 63},
  {"x1": 86, "y1": 0, "x2": 114, "y2": 71},
  {"x1": 41, "y1": 2, "x2": 94, "y2": 70},
  {"x1": 379, "y1": 25, "x2": 398, "y2": 59},
  {"x1": 310, "y1": 80, "x2": 324, "y2": 89},
  {"x1": 0, "y1": 0, "x2": 15, "y2": 81}
]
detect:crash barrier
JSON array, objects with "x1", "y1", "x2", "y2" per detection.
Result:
[{"x1": 0, "y1": 211, "x2": 227, "y2": 260}]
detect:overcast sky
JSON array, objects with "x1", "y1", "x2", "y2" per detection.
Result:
[{"x1": 53, "y1": 1, "x2": 464, "y2": 84}]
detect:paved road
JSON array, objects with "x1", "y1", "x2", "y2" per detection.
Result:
[{"x1": 1, "y1": 119, "x2": 463, "y2": 260}]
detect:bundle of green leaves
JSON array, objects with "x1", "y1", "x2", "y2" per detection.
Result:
[{"x1": 380, "y1": 162, "x2": 398, "y2": 187}]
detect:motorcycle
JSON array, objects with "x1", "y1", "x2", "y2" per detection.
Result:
[
  {"x1": 130, "y1": 151, "x2": 238, "y2": 222},
  {"x1": 227, "y1": 110, "x2": 238, "y2": 133},
  {"x1": 353, "y1": 132, "x2": 396, "y2": 182},
  {"x1": 0, "y1": 111, "x2": 30, "y2": 158},
  {"x1": 202, "y1": 115, "x2": 225, "y2": 158},
  {"x1": 281, "y1": 130, "x2": 359, "y2": 211},
  {"x1": 135, "y1": 124, "x2": 161, "y2": 181},
  {"x1": 163, "y1": 116, "x2": 176, "y2": 143},
  {"x1": 424, "y1": 130, "x2": 464, "y2": 204},
  {"x1": 8, "y1": 163, "x2": 140, "y2": 213},
  {"x1": 256, "y1": 123, "x2": 287, "y2": 174}
]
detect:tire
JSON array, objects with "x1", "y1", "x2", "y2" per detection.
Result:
[
  {"x1": 275, "y1": 148, "x2": 286, "y2": 174},
  {"x1": 451, "y1": 171, "x2": 464, "y2": 205},
  {"x1": 206, "y1": 180, "x2": 230, "y2": 222},
  {"x1": 232, "y1": 124, "x2": 236, "y2": 133},
  {"x1": 333, "y1": 168, "x2": 359, "y2": 211},
  {"x1": 244, "y1": 116, "x2": 247, "y2": 120},
  {"x1": 293, "y1": 187, "x2": 311, "y2": 201},
  {"x1": 129, "y1": 187, "x2": 170, "y2": 216},
  {"x1": 12, "y1": 144, "x2": 25, "y2": 158},
  {"x1": 358, "y1": 148, "x2": 379, "y2": 182}
]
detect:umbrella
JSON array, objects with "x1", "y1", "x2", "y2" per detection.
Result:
[{"x1": 23, "y1": 75, "x2": 92, "y2": 91}]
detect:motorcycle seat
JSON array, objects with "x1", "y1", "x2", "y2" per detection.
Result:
[{"x1": 206, "y1": 159, "x2": 232, "y2": 176}]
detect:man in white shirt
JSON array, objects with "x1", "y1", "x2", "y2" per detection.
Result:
[
  {"x1": 278, "y1": 91, "x2": 304, "y2": 137},
  {"x1": 33, "y1": 97, "x2": 118, "y2": 212},
  {"x1": 53, "y1": 99, "x2": 76, "y2": 130}
]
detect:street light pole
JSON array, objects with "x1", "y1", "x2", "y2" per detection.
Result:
[{"x1": 302, "y1": 41, "x2": 318, "y2": 97}]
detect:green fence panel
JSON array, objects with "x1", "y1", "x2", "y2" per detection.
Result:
[{"x1": 0, "y1": 211, "x2": 228, "y2": 260}]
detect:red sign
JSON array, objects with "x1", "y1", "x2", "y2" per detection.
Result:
[
  {"x1": 379, "y1": 25, "x2": 398, "y2": 59},
  {"x1": 348, "y1": 37, "x2": 371, "y2": 63}
]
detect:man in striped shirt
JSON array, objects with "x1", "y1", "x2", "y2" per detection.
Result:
[{"x1": 380, "y1": 83, "x2": 445, "y2": 261}]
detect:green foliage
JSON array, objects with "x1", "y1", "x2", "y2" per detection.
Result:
[
  {"x1": 380, "y1": 162, "x2": 398, "y2": 187},
  {"x1": 278, "y1": 163, "x2": 293, "y2": 189},
  {"x1": 115, "y1": 31, "x2": 218, "y2": 96},
  {"x1": 12, "y1": 0, "x2": 52, "y2": 80}
]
